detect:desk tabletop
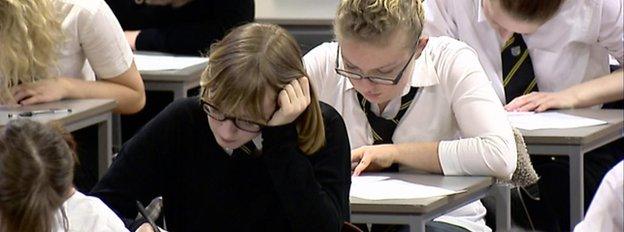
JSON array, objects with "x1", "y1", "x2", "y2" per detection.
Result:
[
  {"x1": 255, "y1": 0, "x2": 338, "y2": 25},
  {"x1": 350, "y1": 173, "x2": 493, "y2": 214},
  {"x1": 136, "y1": 52, "x2": 208, "y2": 83},
  {"x1": 0, "y1": 99, "x2": 117, "y2": 127},
  {"x1": 520, "y1": 109, "x2": 623, "y2": 145}
]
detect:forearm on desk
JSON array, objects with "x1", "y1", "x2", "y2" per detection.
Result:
[
  {"x1": 392, "y1": 142, "x2": 443, "y2": 174},
  {"x1": 567, "y1": 70, "x2": 624, "y2": 108},
  {"x1": 64, "y1": 63, "x2": 145, "y2": 114}
]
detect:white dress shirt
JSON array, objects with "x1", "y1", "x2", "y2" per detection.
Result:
[
  {"x1": 55, "y1": 191, "x2": 129, "y2": 232},
  {"x1": 574, "y1": 161, "x2": 623, "y2": 232},
  {"x1": 304, "y1": 37, "x2": 517, "y2": 231},
  {"x1": 54, "y1": 0, "x2": 134, "y2": 81},
  {"x1": 423, "y1": 0, "x2": 624, "y2": 103}
]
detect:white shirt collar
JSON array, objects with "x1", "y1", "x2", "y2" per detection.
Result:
[{"x1": 477, "y1": 0, "x2": 488, "y2": 23}]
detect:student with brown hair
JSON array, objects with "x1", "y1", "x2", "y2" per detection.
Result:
[
  {"x1": 304, "y1": 0, "x2": 517, "y2": 231},
  {"x1": 423, "y1": 0, "x2": 623, "y2": 230},
  {"x1": 0, "y1": 119, "x2": 127, "y2": 232},
  {"x1": 91, "y1": 22, "x2": 351, "y2": 231}
]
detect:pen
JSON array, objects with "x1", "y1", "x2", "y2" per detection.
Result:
[
  {"x1": 136, "y1": 200, "x2": 161, "y2": 232},
  {"x1": 8, "y1": 108, "x2": 72, "y2": 118}
]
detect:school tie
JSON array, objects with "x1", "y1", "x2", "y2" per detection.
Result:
[
  {"x1": 232, "y1": 141, "x2": 258, "y2": 158},
  {"x1": 502, "y1": 33, "x2": 538, "y2": 103},
  {"x1": 356, "y1": 87, "x2": 419, "y2": 172}
]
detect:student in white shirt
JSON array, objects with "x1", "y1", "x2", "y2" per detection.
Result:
[
  {"x1": 0, "y1": 119, "x2": 128, "y2": 232},
  {"x1": 574, "y1": 161, "x2": 624, "y2": 232},
  {"x1": 423, "y1": 1, "x2": 624, "y2": 230},
  {"x1": 0, "y1": 0, "x2": 145, "y2": 114},
  {"x1": 423, "y1": 0, "x2": 623, "y2": 107},
  {"x1": 304, "y1": 0, "x2": 517, "y2": 231}
]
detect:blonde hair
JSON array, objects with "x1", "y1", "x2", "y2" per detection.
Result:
[
  {"x1": 335, "y1": 0, "x2": 425, "y2": 47},
  {"x1": 201, "y1": 23, "x2": 326, "y2": 155},
  {"x1": 0, "y1": 0, "x2": 63, "y2": 103}
]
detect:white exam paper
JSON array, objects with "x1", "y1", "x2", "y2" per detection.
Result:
[
  {"x1": 350, "y1": 175, "x2": 460, "y2": 200},
  {"x1": 507, "y1": 112, "x2": 606, "y2": 130},
  {"x1": 134, "y1": 54, "x2": 207, "y2": 71}
]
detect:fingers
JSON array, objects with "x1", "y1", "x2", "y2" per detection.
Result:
[
  {"x1": 277, "y1": 89, "x2": 291, "y2": 109},
  {"x1": 284, "y1": 84, "x2": 296, "y2": 104},
  {"x1": 19, "y1": 95, "x2": 46, "y2": 106},
  {"x1": 291, "y1": 78, "x2": 304, "y2": 99},
  {"x1": 12, "y1": 88, "x2": 36, "y2": 104},
  {"x1": 535, "y1": 103, "x2": 552, "y2": 112},
  {"x1": 351, "y1": 147, "x2": 365, "y2": 163},
  {"x1": 505, "y1": 92, "x2": 541, "y2": 112},
  {"x1": 352, "y1": 154, "x2": 371, "y2": 176},
  {"x1": 504, "y1": 94, "x2": 530, "y2": 111},
  {"x1": 299, "y1": 76, "x2": 310, "y2": 100}
]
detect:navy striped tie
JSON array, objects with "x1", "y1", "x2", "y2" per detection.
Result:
[
  {"x1": 356, "y1": 87, "x2": 419, "y2": 172},
  {"x1": 502, "y1": 33, "x2": 538, "y2": 103}
]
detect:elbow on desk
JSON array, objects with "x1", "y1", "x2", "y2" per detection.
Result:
[
  {"x1": 114, "y1": 90, "x2": 146, "y2": 115},
  {"x1": 481, "y1": 135, "x2": 517, "y2": 179}
]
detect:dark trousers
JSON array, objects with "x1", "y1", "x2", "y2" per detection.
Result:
[{"x1": 511, "y1": 138, "x2": 624, "y2": 231}]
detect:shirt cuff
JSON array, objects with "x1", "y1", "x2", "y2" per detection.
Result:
[{"x1": 437, "y1": 140, "x2": 463, "y2": 175}]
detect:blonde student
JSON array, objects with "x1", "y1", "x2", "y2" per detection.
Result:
[
  {"x1": 0, "y1": 0, "x2": 145, "y2": 114},
  {"x1": 0, "y1": 119, "x2": 128, "y2": 232},
  {"x1": 91, "y1": 23, "x2": 351, "y2": 231},
  {"x1": 304, "y1": 0, "x2": 517, "y2": 231}
]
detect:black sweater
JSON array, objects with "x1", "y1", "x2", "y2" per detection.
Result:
[
  {"x1": 105, "y1": 0, "x2": 255, "y2": 55},
  {"x1": 91, "y1": 97, "x2": 351, "y2": 231}
]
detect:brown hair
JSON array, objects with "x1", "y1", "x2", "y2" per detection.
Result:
[
  {"x1": 494, "y1": 0, "x2": 564, "y2": 22},
  {"x1": 0, "y1": 119, "x2": 77, "y2": 232},
  {"x1": 334, "y1": 0, "x2": 425, "y2": 47},
  {"x1": 201, "y1": 23, "x2": 326, "y2": 155}
]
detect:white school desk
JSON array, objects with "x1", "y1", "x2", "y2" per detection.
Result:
[
  {"x1": 351, "y1": 173, "x2": 511, "y2": 232},
  {"x1": 255, "y1": 0, "x2": 337, "y2": 52},
  {"x1": 0, "y1": 99, "x2": 117, "y2": 178},
  {"x1": 520, "y1": 109, "x2": 624, "y2": 229},
  {"x1": 137, "y1": 53, "x2": 208, "y2": 99}
]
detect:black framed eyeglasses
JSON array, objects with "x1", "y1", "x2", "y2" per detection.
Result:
[
  {"x1": 199, "y1": 88, "x2": 264, "y2": 133},
  {"x1": 334, "y1": 43, "x2": 418, "y2": 85}
]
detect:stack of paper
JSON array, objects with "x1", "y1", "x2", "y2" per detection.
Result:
[
  {"x1": 350, "y1": 175, "x2": 460, "y2": 200},
  {"x1": 507, "y1": 112, "x2": 607, "y2": 130},
  {"x1": 134, "y1": 54, "x2": 208, "y2": 71}
]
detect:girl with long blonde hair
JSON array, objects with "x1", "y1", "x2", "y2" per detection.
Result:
[{"x1": 0, "y1": 0, "x2": 145, "y2": 114}]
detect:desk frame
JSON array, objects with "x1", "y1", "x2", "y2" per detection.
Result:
[
  {"x1": 351, "y1": 183, "x2": 511, "y2": 232},
  {"x1": 64, "y1": 112, "x2": 113, "y2": 178},
  {"x1": 526, "y1": 129, "x2": 622, "y2": 229}
]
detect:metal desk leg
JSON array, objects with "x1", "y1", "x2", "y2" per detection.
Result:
[
  {"x1": 112, "y1": 114, "x2": 122, "y2": 153},
  {"x1": 98, "y1": 113, "x2": 113, "y2": 179},
  {"x1": 493, "y1": 184, "x2": 511, "y2": 231},
  {"x1": 173, "y1": 85, "x2": 187, "y2": 99},
  {"x1": 569, "y1": 146, "x2": 585, "y2": 229},
  {"x1": 409, "y1": 216, "x2": 426, "y2": 232}
]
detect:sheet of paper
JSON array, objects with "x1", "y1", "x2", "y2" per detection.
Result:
[
  {"x1": 508, "y1": 112, "x2": 607, "y2": 130},
  {"x1": 134, "y1": 54, "x2": 208, "y2": 71},
  {"x1": 350, "y1": 175, "x2": 460, "y2": 200}
]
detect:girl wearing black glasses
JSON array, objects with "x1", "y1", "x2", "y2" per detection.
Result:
[{"x1": 92, "y1": 23, "x2": 351, "y2": 232}]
